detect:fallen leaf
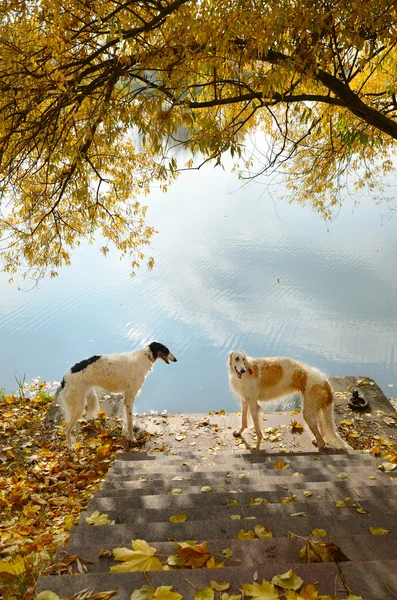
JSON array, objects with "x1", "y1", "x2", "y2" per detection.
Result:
[
  {"x1": 378, "y1": 462, "x2": 397, "y2": 472},
  {"x1": 170, "y1": 488, "x2": 182, "y2": 495},
  {"x1": 194, "y1": 588, "x2": 214, "y2": 600},
  {"x1": 230, "y1": 514, "x2": 241, "y2": 520},
  {"x1": 369, "y1": 527, "x2": 390, "y2": 535},
  {"x1": 271, "y1": 569, "x2": 303, "y2": 591},
  {"x1": 130, "y1": 585, "x2": 183, "y2": 600},
  {"x1": 299, "y1": 540, "x2": 350, "y2": 563},
  {"x1": 110, "y1": 540, "x2": 163, "y2": 572},
  {"x1": 177, "y1": 541, "x2": 212, "y2": 568},
  {"x1": 242, "y1": 579, "x2": 279, "y2": 599},
  {"x1": 303, "y1": 491, "x2": 312, "y2": 498},
  {"x1": 281, "y1": 496, "x2": 296, "y2": 504},
  {"x1": 336, "y1": 472, "x2": 349, "y2": 480},
  {"x1": 237, "y1": 529, "x2": 255, "y2": 540},
  {"x1": 227, "y1": 499, "x2": 239, "y2": 506},
  {"x1": 34, "y1": 593, "x2": 60, "y2": 600},
  {"x1": 85, "y1": 510, "x2": 114, "y2": 525},
  {"x1": 201, "y1": 486, "x2": 213, "y2": 493},
  {"x1": 335, "y1": 501, "x2": 346, "y2": 508},
  {"x1": 275, "y1": 459, "x2": 290, "y2": 470},
  {"x1": 169, "y1": 514, "x2": 187, "y2": 523},
  {"x1": 311, "y1": 529, "x2": 327, "y2": 538},
  {"x1": 175, "y1": 435, "x2": 185, "y2": 442},
  {"x1": 290, "y1": 420, "x2": 304, "y2": 431},
  {"x1": 211, "y1": 581, "x2": 230, "y2": 591},
  {"x1": 250, "y1": 497, "x2": 268, "y2": 505},
  {"x1": 255, "y1": 525, "x2": 273, "y2": 539}
]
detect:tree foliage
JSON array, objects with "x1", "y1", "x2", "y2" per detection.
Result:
[{"x1": 1, "y1": 0, "x2": 397, "y2": 277}]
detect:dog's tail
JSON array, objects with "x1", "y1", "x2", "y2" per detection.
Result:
[
  {"x1": 85, "y1": 389, "x2": 99, "y2": 419},
  {"x1": 318, "y1": 403, "x2": 350, "y2": 450}
]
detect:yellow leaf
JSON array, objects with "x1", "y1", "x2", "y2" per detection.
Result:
[
  {"x1": 336, "y1": 501, "x2": 346, "y2": 508},
  {"x1": 230, "y1": 514, "x2": 241, "y2": 520},
  {"x1": 0, "y1": 556, "x2": 25, "y2": 575},
  {"x1": 34, "y1": 593, "x2": 60, "y2": 600},
  {"x1": 336, "y1": 472, "x2": 349, "y2": 480},
  {"x1": 85, "y1": 510, "x2": 114, "y2": 525},
  {"x1": 237, "y1": 529, "x2": 255, "y2": 540},
  {"x1": 303, "y1": 491, "x2": 312, "y2": 498},
  {"x1": 369, "y1": 527, "x2": 390, "y2": 535},
  {"x1": 255, "y1": 525, "x2": 273, "y2": 539},
  {"x1": 210, "y1": 581, "x2": 230, "y2": 591},
  {"x1": 378, "y1": 462, "x2": 397, "y2": 472},
  {"x1": 111, "y1": 540, "x2": 163, "y2": 572},
  {"x1": 154, "y1": 587, "x2": 183, "y2": 600},
  {"x1": 227, "y1": 500, "x2": 239, "y2": 506},
  {"x1": 242, "y1": 579, "x2": 279, "y2": 599},
  {"x1": 201, "y1": 486, "x2": 213, "y2": 493},
  {"x1": 281, "y1": 496, "x2": 296, "y2": 504},
  {"x1": 221, "y1": 595, "x2": 241, "y2": 600},
  {"x1": 275, "y1": 459, "x2": 289, "y2": 470},
  {"x1": 311, "y1": 529, "x2": 327, "y2": 538},
  {"x1": 170, "y1": 489, "x2": 182, "y2": 495},
  {"x1": 169, "y1": 514, "x2": 187, "y2": 522},
  {"x1": 250, "y1": 497, "x2": 268, "y2": 505},
  {"x1": 64, "y1": 514, "x2": 74, "y2": 530},
  {"x1": 194, "y1": 587, "x2": 214, "y2": 600},
  {"x1": 271, "y1": 569, "x2": 303, "y2": 591}
]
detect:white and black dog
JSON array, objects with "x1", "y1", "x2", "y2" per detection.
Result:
[{"x1": 57, "y1": 342, "x2": 177, "y2": 449}]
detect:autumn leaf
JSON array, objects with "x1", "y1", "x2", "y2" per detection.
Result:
[
  {"x1": 250, "y1": 497, "x2": 269, "y2": 505},
  {"x1": 237, "y1": 529, "x2": 255, "y2": 540},
  {"x1": 176, "y1": 541, "x2": 212, "y2": 568},
  {"x1": 311, "y1": 529, "x2": 327, "y2": 538},
  {"x1": 303, "y1": 491, "x2": 312, "y2": 498},
  {"x1": 378, "y1": 462, "x2": 397, "y2": 472},
  {"x1": 275, "y1": 459, "x2": 289, "y2": 470},
  {"x1": 220, "y1": 595, "x2": 242, "y2": 600},
  {"x1": 169, "y1": 514, "x2": 188, "y2": 522},
  {"x1": 211, "y1": 581, "x2": 230, "y2": 591},
  {"x1": 299, "y1": 540, "x2": 350, "y2": 563},
  {"x1": 255, "y1": 525, "x2": 273, "y2": 539},
  {"x1": 34, "y1": 593, "x2": 60, "y2": 600},
  {"x1": 230, "y1": 514, "x2": 241, "y2": 520},
  {"x1": 170, "y1": 489, "x2": 182, "y2": 495},
  {"x1": 369, "y1": 527, "x2": 390, "y2": 535},
  {"x1": 0, "y1": 556, "x2": 25, "y2": 575},
  {"x1": 201, "y1": 486, "x2": 213, "y2": 493},
  {"x1": 336, "y1": 472, "x2": 349, "y2": 480},
  {"x1": 194, "y1": 588, "x2": 214, "y2": 600},
  {"x1": 130, "y1": 585, "x2": 183, "y2": 600},
  {"x1": 271, "y1": 569, "x2": 303, "y2": 591},
  {"x1": 336, "y1": 501, "x2": 346, "y2": 508},
  {"x1": 85, "y1": 510, "x2": 114, "y2": 525},
  {"x1": 110, "y1": 540, "x2": 163, "y2": 572},
  {"x1": 281, "y1": 496, "x2": 296, "y2": 504},
  {"x1": 227, "y1": 499, "x2": 239, "y2": 506},
  {"x1": 242, "y1": 579, "x2": 279, "y2": 599},
  {"x1": 290, "y1": 420, "x2": 304, "y2": 431}
]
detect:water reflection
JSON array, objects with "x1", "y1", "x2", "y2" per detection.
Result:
[{"x1": 0, "y1": 158, "x2": 396, "y2": 412}]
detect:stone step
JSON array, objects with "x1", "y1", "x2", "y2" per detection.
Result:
[
  {"x1": 59, "y1": 533, "x2": 397, "y2": 573},
  {"x1": 80, "y1": 498, "x2": 397, "y2": 525},
  {"x1": 94, "y1": 476, "x2": 397, "y2": 497},
  {"x1": 68, "y1": 512, "x2": 397, "y2": 546},
  {"x1": 113, "y1": 449, "x2": 363, "y2": 465},
  {"x1": 88, "y1": 484, "x2": 397, "y2": 512},
  {"x1": 102, "y1": 465, "x2": 384, "y2": 489},
  {"x1": 35, "y1": 560, "x2": 397, "y2": 599}
]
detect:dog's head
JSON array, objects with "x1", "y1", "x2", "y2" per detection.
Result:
[
  {"x1": 149, "y1": 342, "x2": 177, "y2": 365},
  {"x1": 228, "y1": 350, "x2": 248, "y2": 379}
]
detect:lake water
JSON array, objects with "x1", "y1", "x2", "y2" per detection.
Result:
[{"x1": 1, "y1": 156, "x2": 397, "y2": 412}]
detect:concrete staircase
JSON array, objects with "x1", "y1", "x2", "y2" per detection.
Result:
[{"x1": 36, "y1": 449, "x2": 397, "y2": 599}]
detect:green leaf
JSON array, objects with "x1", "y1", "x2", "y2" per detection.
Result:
[{"x1": 311, "y1": 529, "x2": 327, "y2": 538}]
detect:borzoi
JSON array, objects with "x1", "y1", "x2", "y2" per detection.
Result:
[
  {"x1": 57, "y1": 342, "x2": 177, "y2": 449},
  {"x1": 228, "y1": 351, "x2": 349, "y2": 451}
]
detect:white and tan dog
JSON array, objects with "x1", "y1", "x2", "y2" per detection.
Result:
[
  {"x1": 57, "y1": 342, "x2": 177, "y2": 449},
  {"x1": 228, "y1": 351, "x2": 349, "y2": 451}
]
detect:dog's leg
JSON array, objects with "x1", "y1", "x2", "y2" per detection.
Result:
[
  {"x1": 85, "y1": 388, "x2": 99, "y2": 420},
  {"x1": 65, "y1": 394, "x2": 85, "y2": 450},
  {"x1": 124, "y1": 393, "x2": 136, "y2": 443},
  {"x1": 248, "y1": 401, "x2": 263, "y2": 450},
  {"x1": 233, "y1": 399, "x2": 248, "y2": 437},
  {"x1": 303, "y1": 406, "x2": 325, "y2": 450}
]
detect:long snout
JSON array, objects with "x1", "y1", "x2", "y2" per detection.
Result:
[{"x1": 168, "y1": 352, "x2": 177, "y2": 363}]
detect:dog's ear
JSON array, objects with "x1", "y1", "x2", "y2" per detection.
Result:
[{"x1": 228, "y1": 352, "x2": 234, "y2": 370}]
